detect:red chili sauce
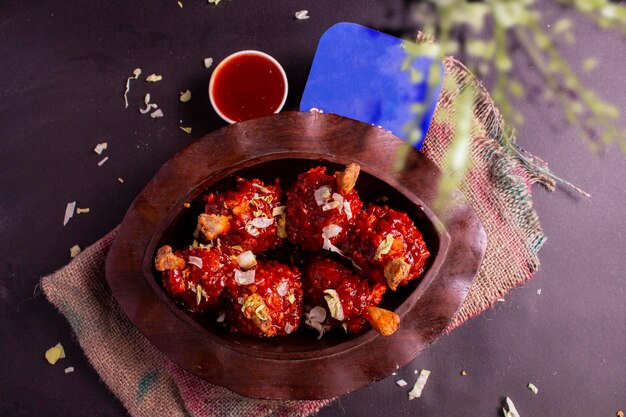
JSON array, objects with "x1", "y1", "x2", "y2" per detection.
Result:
[
  {"x1": 286, "y1": 166, "x2": 363, "y2": 251},
  {"x1": 161, "y1": 247, "x2": 236, "y2": 313},
  {"x1": 211, "y1": 53, "x2": 286, "y2": 122},
  {"x1": 343, "y1": 204, "x2": 430, "y2": 289},
  {"x1": 204, "y1": 178, "x2": 285, "y2": 253},
  {"x1": 224, "y1": 260, "x2": 303, "y2": 337},
  {"x1": 303, "y1": 256, "x2": 387, "y2": 334}
]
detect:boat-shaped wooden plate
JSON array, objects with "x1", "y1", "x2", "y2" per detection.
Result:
[{"x1": 106, "y1": 111, "x2": 486, "y2": 400}]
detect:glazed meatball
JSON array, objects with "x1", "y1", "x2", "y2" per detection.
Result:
[
  {"x1": 223, "y1": 260, "x2": 303, "y2": 337},
  {"x1": 202, "y1": 178, "x2": 286, "y2": 253},
  {"x1": 343, "y1": 205, "x2": 430, "y2": 290},
  {"x1": 286, "y1": 164, "x2": 363, "y2": 252},
  {"x1": 156, "y1": 245, "x2": 237, "y2": 313},
  {"x1": 303, "y1": 255, "x2": 389, "y2": 334}
]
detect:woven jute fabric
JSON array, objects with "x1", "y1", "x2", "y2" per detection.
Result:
[{"x1": 40, "y1": 55, "x2": 551, "y2": 416}]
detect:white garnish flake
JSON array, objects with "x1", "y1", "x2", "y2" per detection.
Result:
[
  {"x1": 314, "y1": 186, "x2": 331, "y2": 206},
  {"x1": 250, "y1": 217, "x2": 274, "y2": 229},
  {"x1": 188, "y1": 256, "x2": 203, "y2": 268},
  {"x1": 305, "y1": 306, "x2": 330, "y2": 339},
  {"x1": 343, "y1": 201, "x2": 353, "y2": 219},
  {"x1": 527, "y1": 383, "x2": 538, "y2": 394},
  {"x1": 285, "y1": 323, "x2": 295, "y2": 334},
  {"x1": 63, "y1": 201, "x2": 76, "y2": 226},
  {"x1": 502, "y1": 397, "x2": 521, "y2": 417},
  {"x1": 537, "y1": 288, "x2": 542, "y2": 295},
  {"x1": 179, "y1": 89, "x2": 192, "y2": 102},
  {"x1": 332, "y1": 193, "x2": 344, "y2": 212},
  {"x1": 150, "y1": 109, "x2": 164, "y2": 119},
  {"x1": 252, "y1": 183, "x2": 271, "y2": 193},
  {"x1": 323, "y1": 289, "x2": 344, "y2": 321},
  {"x1": 97, "y1": 157, "x2": 109, "y2": 166},
  {"x1": 216, "y1": 312, "x2": 225, "y2": 322},
  {"x1": 322, "y1": 201, "x2": 341, "y2": 211},
  {"x1": 145, "y1": 74, "x2": 163, "y2": 82},
  {"x1": 408, "y1": 369, "x2": 431, "y2": 400},
  {"x1": 295, "y1": 10, "x2": 310, "y2": 20},
  {"x1": 70, "y1": 245, "x2": 81, "y2": 258},
  {"x1": 123, "y1": 68, "x2": 141, "y2": 108},
  {"x1": 94, "y1": 142, "x2": 108, "y2": 154},
  {"x1": 236, "y1": 251, "x2": 257, "y2": 270},
  {"x1": 277, "y1": 281, "x2": 288, "y2": 297},
  {"x1": 140, "y1": 93, "x2": 158, "y2": 114},
  {"x1": 234, "y1": 269, "x2": 256, "y2": 285},
  {"x1": 204, "y1": 57, "x2": 214, "y2": 68},
  {"x1": 374, "y1": 234, "x2": 394, "y2": 260},
  {"x1": 64, "y1": 367, "x2": 74, "y2": 374},
  {"x1": 322, "y1": 224, "x2": 343, "y2": 254},
  {"x1": 396, "y1": 379, "x2": 407, "y2": 387},
  {"x1": 117, "y1": 177, "x2": 124, "y2": 184}
]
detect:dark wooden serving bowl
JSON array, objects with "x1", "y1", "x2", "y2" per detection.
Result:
[{"x1": 105, "y1": 111, "x2": 486, "y2": 400}]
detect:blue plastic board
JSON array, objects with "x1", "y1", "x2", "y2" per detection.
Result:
[{"x1": 300, "y1": 22, "x2": 444, "y2": 150}]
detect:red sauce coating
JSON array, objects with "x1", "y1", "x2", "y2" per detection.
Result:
[
  {"x1": 211, "y1": 53, "x2": 286, "y2": 123},
  {"x1": 162, "y1": 246, "x2": 237, "y2": 313},
  {"x1": 224, "y1": 260, "x2": 303, "y2": 337},
  {"x1": 286, "y1": 166, "x2": 363, "y2": 251},
  {"x1": 343, "y1": 204, "x2": 430, "y2": 288},
  {"x1": 205, "y1": 178, "x2": 285, "y2": 253},
  {"x1": 303, "y1": 255, "x2": 387, "y2": 333}
]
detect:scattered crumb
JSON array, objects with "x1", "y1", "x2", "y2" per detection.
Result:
[
  {"x1": 204, "y1": 57, "x2": 213, "y2": 68},
  {"x1": 461, "y1": 370, "x2": 467, "y2": 376},
  {"x1": 617, "y1": 411, "x2": 624, "y2": 417},
  {"x1": 502, "y1": 397, "x2": 521, "y2": 417},
  {"x1": 140, "y1": 93, "x2": 158, "y2": 114},
  {"x1": 150, "y1": 109, "x2": 164, "y2": 119},
  {"x1": 45, "y1": 343, "x2": 65, "y2": 365},
  {"x1": 537, "y1": 288, "x2": 542, "y2": 295},
  {"x1": 64, "y1": 367, "x2": 75, "y2": 374},
  {"x1": 118, "y1": 177, "x2": 125, "y2": 184},
  {"x1": 208, "y1": 0, "x2": 221, "y2": 4},
  {"x1": 295, "y1": 10, "x2": 310, "y2": 20},
  {"x1": 63, "y1": 201, "x2": 76, "y2": 226},
  {"x1": 97, "y1": 156, "x2": 109, "y2": 166},
  {"x1": 180, "y1": 89, "x2": 192, "y2": 102},
  {"x1": 408, "y1": 369, "x2": 430, "y2": 400},
  {"x1": 497, "y1": 298, "x2": 505, "y2": 303},
  {"x1": 94, "y1": 142, "x2": 108, "y2": 155},
  {"x1": 146, "y1": 74, "x2": 163, "y2": 82},
  {"x1": 527, "y1": 383, "x2": 538, "y2": 394},
  {"x1": 396, "y1": 379, "x2": 407, "y2": 387},
  {"x1": 124, "y1": 68, "x2": 142, "y2": 108},
  {"x1": 76, "y1": 207, "x2": 90, "y2": 214},
  {"x1": 177, "y1": 1, "x2": 183, "y2": 7},
  {"x1": 70, "y1": 245, "x2": 81, "y2": 258},
  {"x1": 180, "y1": 126, "x2": 192, "y2": 134},
  {"x1": 183, "y1": 202, "x2": 191, "y2": 208}
]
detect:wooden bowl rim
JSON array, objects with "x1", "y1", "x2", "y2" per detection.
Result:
[{"x1": 105, "y1": 111, "x2": 487, "y2": 399}]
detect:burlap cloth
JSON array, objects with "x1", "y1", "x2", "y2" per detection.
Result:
[{"x1": 41, "y1": 55, "x2": 554, "y2": 417}]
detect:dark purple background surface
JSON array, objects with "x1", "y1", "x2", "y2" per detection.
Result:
[{"x1": 1, "y1": 1, "x2": 624, "y2": 416}]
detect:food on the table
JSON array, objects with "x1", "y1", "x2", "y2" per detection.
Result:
[
  {"x1": 302, "y1": 255, "x2": 395, "y2": 335},
  {"x1": 155, "y1": 163, "x2": 430, "y2": 339},
  {"x1": 201, "y1": 178, "x2": 286, "y2": 253},
  {"x1": 342, "y1": 204, "x2": 430, "y2": 290},
  {"x1": 223, "y1": 260, "x2": 303, "y2": 337},
  {"x1": 285, "y1": 163, "x2": 363, "y2": 252}
]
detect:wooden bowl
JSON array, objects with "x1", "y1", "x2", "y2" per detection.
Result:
[{"x1": 105, "y1": 111, "x2": 486, "y2": 400}]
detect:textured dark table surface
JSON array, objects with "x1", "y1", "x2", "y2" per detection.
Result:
[{"x1": 1, "y1": 1, "x2": 625, "y2": 416}]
